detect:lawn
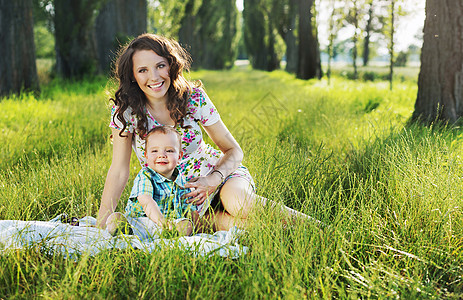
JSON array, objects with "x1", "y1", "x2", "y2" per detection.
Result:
[{"x1": 0, "y1": 67, "x2": 462, "y2": 298}]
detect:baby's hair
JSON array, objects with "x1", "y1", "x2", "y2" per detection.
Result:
[{"x1": 144, "y1": 126, "x2": 182, "y2": 150}]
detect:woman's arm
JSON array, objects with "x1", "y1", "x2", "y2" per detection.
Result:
[
  {"x1": 185, "y1": 120, "x2": 243, "y2": 204},
  {"x1": 97, "y1": 128, "x2": 133, "y2": 228}
]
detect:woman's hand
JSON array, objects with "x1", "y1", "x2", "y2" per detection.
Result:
[{"x1": 184, "y1": 172, "x2": 223, "y2": 205}]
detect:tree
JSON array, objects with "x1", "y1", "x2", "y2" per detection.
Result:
[
  {"x1": 0, "y1": 0, "x2": 40, "y2": 97},
  {"x1": 326, "y1": 0, "x2": 343, "y2": 83},
  {"x1": 272, "y1": 0, "x2": 298, "y2": 73},
  {"x1": 362, "y1": 0, "x2": 373, "y2": 66},
  {"x1": 178, "y1": 0, "x2": 202, "y2": 64},
  {"x1": 382, "y1": 0, "x2": 409, "y2": 89},
  {"x1": 361, "y1": 0, "x2": 387, "y2": 66},
  {"x1": 388, "y1": 0, "x2": 395, "y2": 90},
  {"x1": 148, "y1": 0, "x2": 187, "y2": 38},
  {"x1": 412, "y1": 0, "x2": 463, "y2": 123},
  {"x1": 343, "y1": 0, "x2": 363, "y2": 79},
  {"x1": 243, "y1": 0, "x2": 280, "y2": 71},
  {"x1": 193, "y1": 0, "x2": 238, "y2": 69},
  {"x1": 297, "y1": 0, "x2": 321, "y2": 79},
  {"x1": 95, "y1": 0, "x2": 147, "y2": 73},
  {"x1": 54, "y1": 0, "x2": 105, "y2": 78},
  {"x1": 32, "y1": 0, "x2": 55, "y2": 59}
]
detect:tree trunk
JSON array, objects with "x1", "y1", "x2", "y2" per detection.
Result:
[
  {"x1": 54, "y1": 0, "x2": 103, "y2": 79},
  {"x1": 266, "y1": 13, "x2": 280, "y2": 71},
  {"x1": 243, "y1": 0, "x2": 270, "y2": 70},
  {"x1": 363, "y1": 1, "x2": 373, "y2": 66},
  {"x1": 389, "y1": 0, "x2": 395, "y2": 90},
  {"x1": 413, "y1": 0, "x2": 463, "y2": 123},
  {"x1": 296, "y1": 0, "x2": 321, "y2": 79},
  {"x1": 95, "y1": 0, "x2": 147, "y2": 73},
  {"x1": 285, "y1": 0, "x2": 298, "y2": 73},
  {"x1": 327, "y1": 0, "x2": 337, "y2": 83},
  {"x1": 178, "y1": 0, "x2": 201, "y2": 67},
  {"x1": 0, "y1": 0, "x2": 39, "y2": 96},
  {"x1": 351, "y1": 0, "x2": 359, "y2": 79}
]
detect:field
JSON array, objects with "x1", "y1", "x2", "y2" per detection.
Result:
[{"x1": 1, "y1": 65, "x2": 462, "y2": 298}]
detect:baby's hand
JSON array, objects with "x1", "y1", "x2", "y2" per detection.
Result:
[
  {"x1": 161, "y1": 219, "x2": 174, "y2": 231},
  {"x1": 160, "y1": 220, "x2": 179, "y2": 238}
]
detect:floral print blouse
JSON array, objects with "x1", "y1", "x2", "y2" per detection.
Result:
[{"x1": 109, "y1": 87, "x2": 224, "y2": 181}]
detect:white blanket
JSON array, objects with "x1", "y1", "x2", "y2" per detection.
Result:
[{"x1": 0, "y1": 216, "x2": 248, "y2": 259}]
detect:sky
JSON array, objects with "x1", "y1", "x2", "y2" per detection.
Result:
[{"x1": 236, "y1": 0, "x2": 426, "y2": 54}]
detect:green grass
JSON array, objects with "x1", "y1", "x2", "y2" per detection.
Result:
[{"x1": 1, "y1": 67, "x2": 462, "y2": 298}]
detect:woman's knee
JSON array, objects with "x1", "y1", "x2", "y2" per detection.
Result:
[{"x1": 219, "y1": 178, "x2": 256, "y2": 218}]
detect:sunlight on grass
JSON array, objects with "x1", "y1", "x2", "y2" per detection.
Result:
[{"x1": 1, "y1": 69, "x2": 462, "y2": 298}]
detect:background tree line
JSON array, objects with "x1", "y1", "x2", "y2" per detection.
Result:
[
  {"x1": 2, "y1": 0, "x2": 461, "y2": 124},
  {"x1": 1, "y1": 0, "x2": 419, "y2": 90}
]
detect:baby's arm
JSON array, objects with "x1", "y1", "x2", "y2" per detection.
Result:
[{"x1": 137, "y1": 195, "x2": 172, "y2": 229}]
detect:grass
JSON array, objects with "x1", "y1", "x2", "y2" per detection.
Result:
[{"x1": 1, "y1": 66, "x2": 462, "y2": 298}]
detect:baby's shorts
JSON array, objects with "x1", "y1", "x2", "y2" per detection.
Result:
[{"x1": 125, "y1": 215, "x2": 193, "y2": 240}]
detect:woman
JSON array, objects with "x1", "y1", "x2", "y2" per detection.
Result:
[{"x1": 97, "y1": 33, "x2": 314, "y2": 232}]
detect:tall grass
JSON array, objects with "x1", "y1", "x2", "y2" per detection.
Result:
[{"x1": 1, "y1": 69, "x2": 462, "y2": 298}]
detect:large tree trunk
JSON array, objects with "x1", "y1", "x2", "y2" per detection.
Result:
[
  {"x1": 297, "y1": 0, "x2": 321, "y2": 79},
  {"x1": 412, "y1": 0, "x2": 463, "y2": 123},
  {"x1": 285, "y1": 0, "x2": 298, "y2": 73},
  {"x1": 272, "y1": 0, "x2": 298, "y2": 73},
  {"x1": 95, "y1": 0, "x2": 147, "y2": 73},
  {"x1": 54, "y1": 0, "x2": 102, "y2": 79},
  {"x1": 0, "y1": 0, "x2": 39, "y2": 96}
]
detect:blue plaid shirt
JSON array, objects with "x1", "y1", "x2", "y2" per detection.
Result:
[{"x1": 125, "y1": 166, "x2": 196, "y2": 219}]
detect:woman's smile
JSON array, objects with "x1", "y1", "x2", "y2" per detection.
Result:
[{"x1": 132, "y1": 50, "x2": 171, "y2": 103}]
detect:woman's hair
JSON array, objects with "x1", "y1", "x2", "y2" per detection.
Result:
[{"x1": 111, "y1": 33, "x2": 193, "y2": 138}]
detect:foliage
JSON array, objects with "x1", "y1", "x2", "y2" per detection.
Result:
[
  {"x1": 1, "y1": 69, "x2": 462, "y2": 298},
  {"x1": 34, "y1": 24, "x2": 55, "y2": 59},
  {"x1": 195, "y1": 0, "x2": 239, "y2": 69},
  {"x1": 394, "y1": 51, "x2": 408, "y2": 67},
  {"x1": 54, "y1": 0, "x2": 106, "y2": 79},
  {"x1": 243, "y1": 0, "x2": 281, "y2": 71},
  {"x1": 147, "y1": 0, "x2": 188, "y2": 38},
  {"x1": 171, "y1": 0, "x2": 238, "y2": 69}
]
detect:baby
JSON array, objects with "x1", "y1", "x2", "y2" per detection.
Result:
[{"x1": 106, "y1": 125, "x2": 197, "y2": 238}]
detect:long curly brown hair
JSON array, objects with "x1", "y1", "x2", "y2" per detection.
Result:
[{"x1": 111, "y1": 33, "x2": 193, "y2": 138}]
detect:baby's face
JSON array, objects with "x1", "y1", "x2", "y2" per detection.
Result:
[{"x1": 144, "y1": 132, "x2": 182, "y2": 179}]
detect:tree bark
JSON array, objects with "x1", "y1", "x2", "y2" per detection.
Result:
[
  {"x1": 285, "y1": 0, "x2": 298, "y2": 73},
  {"x1": 412, "y1": 0, "x2": 463, "y2": 123},
  {"x1": 0, "y1": 0, "x2": 39, "y2": 96},
  {"x1": 54, "y1": 0, "x2": 103, "y2": 79},
  {"x1": 297, "y1": 0, "x2": 321, "y2": 79},
  {"x1": 95, "y1": 0, "x2": 147, "y2": 73}
]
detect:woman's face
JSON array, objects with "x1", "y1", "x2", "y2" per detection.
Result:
[{"x1": 132, "y1": 49, "x2": 171, "y2": 102}]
